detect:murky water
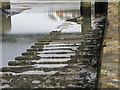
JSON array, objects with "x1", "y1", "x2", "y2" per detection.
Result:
[{"x1": 0, "y1": 2, "x2": 80, "y2": 67}]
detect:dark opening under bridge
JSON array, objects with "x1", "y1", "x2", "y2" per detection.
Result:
[{"x1": 1, "y1": 1, "x2": 108, "y2": 89}]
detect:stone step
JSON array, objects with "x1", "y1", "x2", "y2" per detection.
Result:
[
  {"x1": 26, "y1": 48, "x2": 75, "y2": 52},
  {"x1": 43, "y1": 46, "x2": 78, "y2": 50},
  {"x1": 8, "y1": 59, "x2": 77, "y2": 66},
  {"x1": 15, "y1": 56, "x2": 41, "y2": 61},
  {"x1": 54, "y1": 37, "x2": 82, "y2": 40},
  {"x1": 52, "y1": 40, "x2": 83, "y2": 43},
  {"x1": 41, "y1": 57, "x2": 70, "y2": 59},
  {"x1": 31, "y1": 45, "x2": 44, "y2": 49},
  {"x1": 2, "y1": 64, "x2": 70, "y2": 73},
  {"x1": 39, "y1": 52, "x2": 74, "y2": 54},
  {"x1": 45, "y1": 45, "x2": 80, "y2": 47},
  {"x1": 34, "y1": 42, "x2": 49, "y2": 45},
  {"x1": 38, "y1": 53, "x2": 75, "y2": 58}
]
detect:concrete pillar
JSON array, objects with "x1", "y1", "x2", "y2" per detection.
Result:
[
  {"x1": 80, "y1": 1, "x2": 91, "y2": 17},
  {"x1": 0, "y1": 0, "x2": 10, "y2": 9},
  {"x1": 80, "y1": 0, "x2": 91, "y2": 34},
  {"x1": 95, "y1": 0, "x2": 108, "y2": 17}
]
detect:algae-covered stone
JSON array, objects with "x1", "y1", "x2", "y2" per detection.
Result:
[
  {"x1": 15, "y1": 56, "x2": 41, "y2": 60},
  {"x1": 2, "y1": 66, "x2": 32, "y2": 73},
  {"x1": 22, "y1": 52, "x2": 37, "y2": 56},
  {"x1": 26, "y1": 49, "x2": 43, "y2": 52},
  {"x1": 31, "y1": 45, "x2": 44, "y2": 49},
  {"x1": 39, "y1": 40, "x2": 52, "y2": 42},
  {"x1": 35, "y1": 42, "x2": 49, "y2": 45},
  {"x1": 8, "y1": 61, "x2": 35, "y2": 66}
]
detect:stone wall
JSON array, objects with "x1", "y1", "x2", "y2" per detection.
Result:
[{"x1": 99, "y1": 2, "x2": 120, "y2": 88}]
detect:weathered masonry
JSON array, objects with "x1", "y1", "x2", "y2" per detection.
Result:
[{"x1": 0, "y1": 0, "x2": 10, "y2": 9}]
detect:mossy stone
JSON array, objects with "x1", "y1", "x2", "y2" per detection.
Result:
[{"x1": 15, "y1": 56, "x2": 41, "y2": 60}]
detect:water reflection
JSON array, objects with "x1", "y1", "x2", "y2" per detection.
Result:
[
  {"x1": 48, "y1": 10, "x2": 80, "y2": 21},
  {"x1": 1, "y1": 3, "x2": 80, "y2": 67},
  {"x1": 0, "y1": 17, "x2": 11, "y2": 35}
]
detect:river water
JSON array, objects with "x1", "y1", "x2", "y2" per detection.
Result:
[{"x1": 0, "y1": 2, "x2": 80, "y2": 67}]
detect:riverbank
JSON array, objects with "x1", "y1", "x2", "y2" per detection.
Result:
[{"x1": 99, "y1": 2, "x2": 120, "y2": 88}]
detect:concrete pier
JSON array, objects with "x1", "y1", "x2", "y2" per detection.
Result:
[{"x1": 0, "y1": 0, "x2": 10, "y2": 9}]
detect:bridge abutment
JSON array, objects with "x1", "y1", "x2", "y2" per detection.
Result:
[{"x1": 0, "y1": 0, "x2": 10, "y2": 9}]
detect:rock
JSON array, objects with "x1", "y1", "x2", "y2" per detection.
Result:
[
  {"x1": 114, "y1": 60, "x2": 119, "y2": 63},
  {"x1": 32, "y1": 80, "x2": 41, "y2": 84},
  {"x1": 106, "y1": 83, "x2": 119, "y2": 88}
]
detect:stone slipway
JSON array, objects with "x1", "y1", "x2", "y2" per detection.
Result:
[{"x1": 0, "y1": 17, "x2": 107, "y2": 89}]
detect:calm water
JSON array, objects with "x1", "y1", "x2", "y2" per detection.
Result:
[{"x1": 0, "y1": 2, "x2": 80, "y2": 67}]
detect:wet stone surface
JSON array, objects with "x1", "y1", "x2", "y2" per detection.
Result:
[{"x1": 0, "y1": 16, "x2": 106, "y2": 89}]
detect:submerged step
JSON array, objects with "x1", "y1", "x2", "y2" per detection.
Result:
[{"x1": 8, "y1": 59, "x2": 76, "y2": 66}]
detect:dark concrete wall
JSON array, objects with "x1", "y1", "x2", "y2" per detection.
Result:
[{"x1": 2, "y1": 2, "x2": 10, "y2": 9}]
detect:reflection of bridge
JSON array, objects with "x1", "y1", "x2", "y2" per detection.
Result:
[{"x1": 48, "y1": 10, "x2": 80, "y2": 21}]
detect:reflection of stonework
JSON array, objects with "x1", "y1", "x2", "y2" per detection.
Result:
[{"x1": 48, "y1": 10, "x2": 80, "y2": 21}]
